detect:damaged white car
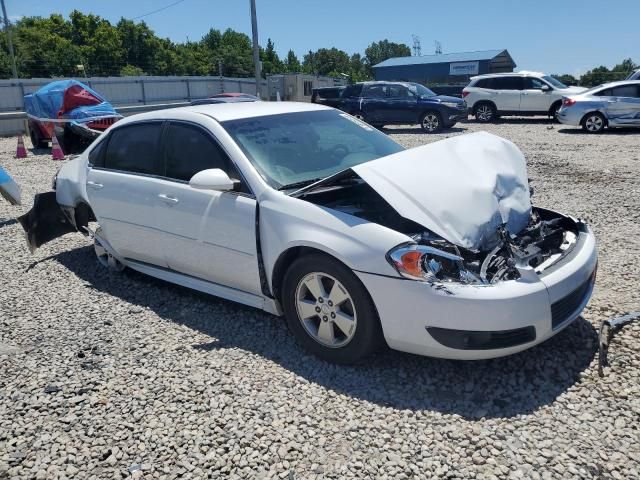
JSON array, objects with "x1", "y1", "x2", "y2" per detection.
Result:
[{"x1": 19, "y1": 102, "x2": 597, "y2": 363}]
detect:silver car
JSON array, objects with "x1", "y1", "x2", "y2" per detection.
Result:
[{"x1": 557, "y1": 80, "x2": 640, "y2": 133}]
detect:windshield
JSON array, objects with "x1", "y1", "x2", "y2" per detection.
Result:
[
  {"x1": 542, "y1": 76, "x2": 568, "y2": 89},
  {"x1": 222, "y1": 110, "x2": 405, "y2": 190},
  {"x1": 408, "y1": 83, "x2": 436, "y2": 97}
]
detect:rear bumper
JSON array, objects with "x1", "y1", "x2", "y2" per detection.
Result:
[
  {"x1": 557, "y1": 107, "x2": 584, "y2": 126},
  {"x1": 356, "y1": 226, "x2": 597, "y2": 360}
]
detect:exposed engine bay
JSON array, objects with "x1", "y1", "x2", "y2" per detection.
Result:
[{"x1": 300, "y1": 178, "x2": 580, "y2": 285}]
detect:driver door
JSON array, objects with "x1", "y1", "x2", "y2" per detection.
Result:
[
  {"x1": 521, "y1": 77, "x2": 553, "y2": 112},
  {"x1": 153, "y1": 121, "x2": 262, "y2": 295},
  {"x1": 387, "y1": 84, "x2": 420, "y2": 123}
]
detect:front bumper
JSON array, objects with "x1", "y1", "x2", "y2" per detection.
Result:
[
  {"x1": 442, "y1": 106, "x2": 469, "y2": 125},
  {"x1": 356, "y1": 225, "x2": 597, "y2": 360}
]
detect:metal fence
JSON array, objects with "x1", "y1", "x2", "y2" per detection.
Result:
[{"x1": 0, "y1": 75, "x2": 269, "y2": 136}]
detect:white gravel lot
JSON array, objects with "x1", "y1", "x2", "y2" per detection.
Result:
[{"x1": 1, "y1": 119, "x2": 639, "y2": 479}]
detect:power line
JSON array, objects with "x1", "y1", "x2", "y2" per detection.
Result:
[{"x1": 131, "y1": 0, "x2": 187, "y2": 20}]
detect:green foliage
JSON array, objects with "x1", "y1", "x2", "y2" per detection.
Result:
[
  {"x1": 364, "y1": 39, "x2": 411, "y2": 76},
  {"x1": 284, "y1": 50, "x2": 301, "y2": 73},
  {"x1": 120, "y1": 64, "x2": 145, "y2": 76},
  {"x1": 552, "y1": 74, "x2": 578, "y2": 86},
  {"x1": 556, "y1": 58, "x2": 638, "y2": 88}
]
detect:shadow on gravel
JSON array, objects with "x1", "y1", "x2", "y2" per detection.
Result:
[
  {"x1": 556, "y1": 127, "x2": 640, "y2": 135},
  {"x1": 0, "y1": 218, "x2": 18, "y2": 228},
  {"x1": 55, "y1": 245, "x2": 598, "y2": 420},
  {"x1": 382, "y1": 126, "x2": 467, "y2": 134}
]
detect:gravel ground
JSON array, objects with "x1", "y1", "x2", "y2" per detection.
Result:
[{"x1": 1, "y1": 119, "x2": 639, "y2": 479}]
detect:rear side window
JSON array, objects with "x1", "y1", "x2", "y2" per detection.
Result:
[
  {"x1": 364, "y1": 84, "x2": 388, "y2": 98},
  {"x1": 104, "y1": 123, "x2": 162, "y2": 175},
  {"x1": 492, "y1": 77, "x2": 523, "y2": 90},
  {"x1": 343, "y1": 84, "x2": 363, "y2": 98},
  {"x1": 163, "y1": 123, "x2": 233, "y2": 182},
  {"x1": 474, "y1": 78, "x2": 493, "y2": 89},
  {"x1": 388, "y1": 84, "x2": 412, "y2": 97}
]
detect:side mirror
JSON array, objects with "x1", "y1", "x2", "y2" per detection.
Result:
[
  {"x1": 189, "y1": 168, "x2": 235, "y2": 191},
  {"x1": 541, "y1": 85, "x2": 552, "y2": 92}
]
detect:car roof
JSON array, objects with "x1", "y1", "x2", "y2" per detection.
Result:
[
  {"x1": 470, "y1": 71, "x2": 546, "y2": 80},
  {"x1": 588, "y1": 80, "x2": 640, "y2": 90},
  {"x1": 115, "y1": 101, "x2": 333, "y2": 126}
]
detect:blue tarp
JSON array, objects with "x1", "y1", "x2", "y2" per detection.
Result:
[
  {"x1": 0, "y1": 165, "x2": 21, "y2": 205},
  {"x1": 24, "y1": 80, "x2": 119, "y2": 123}
]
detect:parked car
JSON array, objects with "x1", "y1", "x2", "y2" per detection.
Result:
[
  {"x1": 19, "y1": 102, "x2": 597, "y2": 364},
  {"x1": 340, "y1": 81, "x2": 467, "y2": 133},
  {"x1": 626, "y1": 69, "x2": 640, "y2": 81},
  {"x1": 463, "y1": 72, "x2": 587, "y2": 122},
  {"x1": 311, "y1": 86, "x2": 345, "y2": 108},
  {"x1": 557, "y1": 80, "x2": 640, "y2": 133},
  {"x1": 24, "y1": 80, "x2": 121, "y2": 153}
]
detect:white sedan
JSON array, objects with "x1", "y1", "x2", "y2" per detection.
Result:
[{"x1": 19, "y1": 102, "x2": 597, "y2": 363}]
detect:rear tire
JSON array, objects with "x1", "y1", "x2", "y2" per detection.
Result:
[
  {"x1": 581, "y1": 112, "x2": 606, "y2": 133},
  {"x1": 550, "y1": 101, "x2": 562, "y2": 121},
  {"x1": 281, "y1": 253, "x2": 383, "y2": 364},
  {"x1": 474, "y1": 102, "x2": 496, "y2": 123},
  {"x1": 352, "y1": 110, "x2": 368, "y2": 123},
  {"x1": 28, "y1": 125, "x2": 47, "y2": 149}
]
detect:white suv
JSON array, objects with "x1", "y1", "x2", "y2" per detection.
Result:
[{"x1": 463, "y1": 72, "x2": 587, "y2": 122}]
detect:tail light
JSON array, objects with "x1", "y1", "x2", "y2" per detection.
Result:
[
  {"x1": 462, "y1": 91, "x2": 470, "y2": 98},
  {"x1": 562, "y1": 98, "x2": 576, "y2": 107}
]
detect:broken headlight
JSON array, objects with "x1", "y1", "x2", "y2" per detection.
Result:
[{"x1": 387, "y1": 244, "x2": 480, "y2": 284}]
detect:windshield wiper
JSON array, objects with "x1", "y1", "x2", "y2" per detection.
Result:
[{"x1": 277, "y1": 178, "x2": 323, "y2": 191}]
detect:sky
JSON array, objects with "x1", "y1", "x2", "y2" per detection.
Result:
[{"x1": 8, "y1": 0, "x2": 639, "y2": 76}]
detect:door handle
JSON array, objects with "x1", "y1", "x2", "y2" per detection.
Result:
[
  {"x1": 87, "y1": 181, "x2": 103, "y2": 189},
  {"x1": 158, "y1": 194, "x2": 179, "y2": 204}
]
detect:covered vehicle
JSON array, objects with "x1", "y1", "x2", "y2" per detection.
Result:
[
  {"x1": 25, "y1": 80, "x2": 121, "y2": 153},
  {"x1": 18, "y1": 102, "x2": 597, "y2": 364},
  {"x1": 0, "y1": 165, "x2": 20, "y2": 205}
]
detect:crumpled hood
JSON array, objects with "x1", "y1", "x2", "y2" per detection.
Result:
[{"x1": 352, "y1": 132, "x2": 531, "y2": 250}]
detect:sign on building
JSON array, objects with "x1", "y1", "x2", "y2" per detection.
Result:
[{"x1": 449, "y1": 61, "x2": 479, "y2": 76}]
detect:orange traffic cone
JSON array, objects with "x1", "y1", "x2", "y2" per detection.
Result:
[
  {"x1": 16, "y1": 135, "x2": 27, "y2": 158},
  {"x1": 51, "y1": 134, "x2": 65, "y2": 160}
]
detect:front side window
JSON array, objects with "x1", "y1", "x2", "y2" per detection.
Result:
[
  {"x1": 88, "y1": 136, "x2": 108, "y2": 167},
  {"x1": 104, "y1": 123, "x2": 162, "y2": 175},
  {"x1": 610, "y1": 85, "x2": 638, "y2": 98},
  {"x1": 222, "y1": 110, "x2": 404, "y2": 190},
  {"x1": 163, "y1": 123, "x2": 232, "y2": 182},
  {"x1": 524, "y1": 78, "x2": 547, "y2": 89}
]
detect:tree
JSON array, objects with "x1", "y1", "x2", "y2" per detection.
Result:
[
  {"x1": 552, "y1": 74, "x2": 578, "y2": 86},
  {"x1": 260, "y1": 38, "x2": 284, "y2": 76},
  {"x1": 120, "y1": 64, "x2": 145, "y2": 76},
  {"x1": 579, "y1": 66, "x2": 614, "y2": 87},
  {"x1": 364, "y1": 39, "x2": 411, "y2": 75},
  {"x1": 303, "y1": 48, "x2": 350, "y2": 76},
  {"x1": 284, "y1": 50, "x2": 301, "y2": 73},
  {"x1": 349, "y1": 53, "x2": 368, "y2": 82}
]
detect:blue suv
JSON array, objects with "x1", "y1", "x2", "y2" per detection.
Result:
[{"x1": 340, "y1": 81, "x2": 468, "y2": 133}]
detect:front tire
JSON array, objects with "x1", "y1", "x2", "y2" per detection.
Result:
[
  {"x1": 94, "y1": 227, "x2": 125, "y2": 272},
  {"x1": 420, "y1": 111, "x2": 443, "y2": 133},
  {"x1": 582, "y1": 112, "x2": 606, "y2": 133},
  {"x1": 28, "y1": 125, "x2": 47, "y2": 149},
  {"x1": 352, "y1": 110, "x2": 368, "y2": 123},
  {"x1": 281, "y1": 253, "x2": 382, "y2": 364},
  {"x1": 474, "y1": 102, "x2": 496, "y2": 123},
  {"x1": 550, "y1": 101, "x2": 562, "y2": 121}
]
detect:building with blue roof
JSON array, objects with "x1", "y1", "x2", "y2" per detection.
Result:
[{"x1": 372, "y1": 49, "x2": 516, "y2": 95}]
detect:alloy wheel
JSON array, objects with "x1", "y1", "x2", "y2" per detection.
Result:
[
  {"x1": 294, "y1": 272, "x2": 357, "y2": 348},
  {"x1": 476, "y1": 105, "x2": 493, "y2": 121},
  {"x1": 584, "y1": 115, "x2": 604, "y2": 132},
  {"x1": 422, "y1": 114, "x2": 440, "y2": 132}
]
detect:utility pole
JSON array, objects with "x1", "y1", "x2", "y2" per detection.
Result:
[
  {"x1": 1, "y1": 0, "x2": 18, "y2": 78},
  {"x1": 249, "y1": 0, "x2": 261, "y2": 98}
]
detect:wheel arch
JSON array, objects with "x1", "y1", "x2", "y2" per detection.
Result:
[
  {"x1": 580, "y1": 110, "x2": 608, "y2": 127},
  {"x1": 270, "y1": 245, "x2": 355, "y2": 304},
  {"x1": 549, "y1": 100, "x2": 562, "y2": 116},
  {"x1": 472, "y1": 99, "x2": 497, "y2": 113}
]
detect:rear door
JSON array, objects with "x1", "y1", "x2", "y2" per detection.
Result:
[
  {"x1": 361, "y1": 84, "x2": 389, "y2": 122},
  {"x1": 86, "y1": 122, "x2": 167, "y2": 266},
  {"x1": 603, "y1": 84, "x2": 640, "y2": 125},
  {"x1": 491, "y1": 76, "x2": 523, "y2": 111},
  {"x1": 153, "y1": 121, "x2": 262, "y2": 294},
  {"x1": 387, "y1": 84, "x2": 420, "y2": 123}
]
